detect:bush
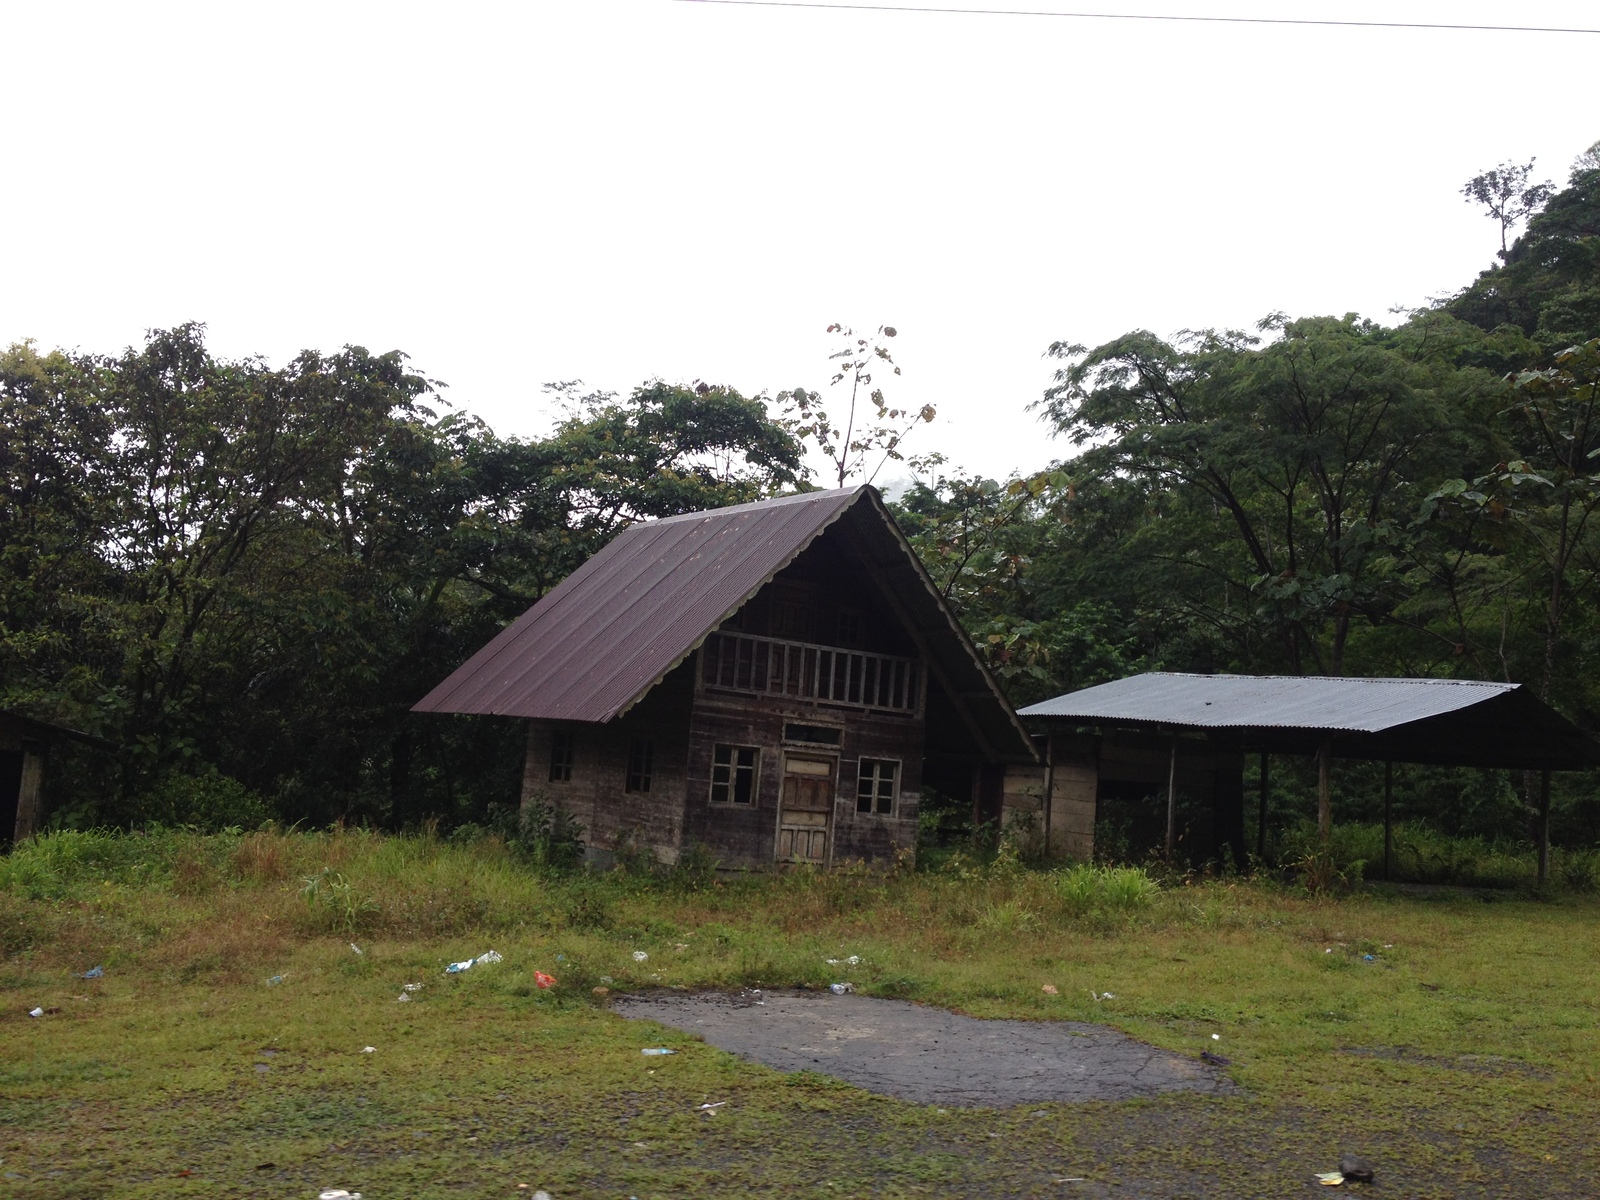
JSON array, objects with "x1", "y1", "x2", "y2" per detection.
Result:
[
  {"x1": 140, "y1": 771, "x2": 271, "y2": 833},
  {"x1": 489, "y1": 795, "x2": 586, "y2": 871},
  {"x1": 1053, "y1": 863, "x2": 1158, "y2": 914}
]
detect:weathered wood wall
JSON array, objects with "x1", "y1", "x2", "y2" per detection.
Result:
[
  {"x1": 683, "y1": 686, "x2": 923, "y2": 869},
  {"x1": 520, "y1": 660, "x2": 696, "y2": 867}
]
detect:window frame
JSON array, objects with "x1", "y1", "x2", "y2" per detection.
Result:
[
  {"x1": 626, "y1": 737, "x2": 654, "y2": 793},
  {"x1": 709, "y1": 743, "x2": 760, "y2": 806},
  {"x1": 836, "y1": 606, "x2": 864, "y2": 647},
  {"x1": 855, "y1": 757, "x2": 900, "y2": 816},
  {"x1": 548, "y1": 729, "x2": 575, "y2": 783}
]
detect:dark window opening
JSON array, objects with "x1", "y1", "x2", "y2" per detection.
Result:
[
  {"x1": 784, "y1": 723, "x2": 842, "y2": 746},
  {"x1": 548, "y1": 730, "x2": 575, "y2": 783},
  {"x1": 626, "y1": 738, "x2": 653, "y2": 793},
  {"x1": 772, "y1": 599, "x2": 810, "y2": 639},
  {"x1": 836, "y1": 607, "x2": 864, "y2": 646},
  {"x1": 710, "y1": 744, "x2": 759, "y2": 804},
  {"x1": 857, "y1": 759, "x2": 897, "y2": 815}
]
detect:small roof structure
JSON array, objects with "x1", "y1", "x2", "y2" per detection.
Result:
[
  {"x1": 1019, "y1": 672, "x2": 1600, "y2": 770},
  {"x1": 415, "y1": 486, "x2": 1035, "y2": 762}
]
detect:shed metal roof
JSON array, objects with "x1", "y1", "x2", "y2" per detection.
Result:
[
  {"x1": 413, "y1": 487, "x2": 1036, "y2": 761},
  {"x1": 1019, "y1": 672, "x2": 1600, "y2": 770},
  {"x1": 1021, "y1": 672, "x2": 1513, "y2": 732}
]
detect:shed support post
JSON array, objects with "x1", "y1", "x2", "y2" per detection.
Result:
[
  {"x1": 1042, "y1": 733, "x2": 1055, "y2": 860},
  {"x1": 1383, "y1": 761, "x2": 1393, "y2": 882},
  {"x1": 1256, "y1": 752, "x2": 1269, "y2": 864},
  {"x1": 1165, "y1": 736, "x2": 1178, "y2": 857},
  {"x1": 1538, "y1": 767, "x2": 1551, "y2": 886},
  {"x1": 14, "y1": 741, "x2": 44, "y2": 844},
  {"x1": 1317, "y1": 739, "x2": 1332, "y2": 844}
]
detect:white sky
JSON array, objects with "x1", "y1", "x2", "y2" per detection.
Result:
[{"x1": 4, "y1": 1, "x2": 1597, "y2": 484}]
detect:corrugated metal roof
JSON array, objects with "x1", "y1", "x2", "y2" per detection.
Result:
[
  {"x1": 414, "y1": 488, "x2": 864, "y2": 723},
  {"x1": 412, "y1": 488, "x2": 1035, "y2": 760},
  {"x1": 1019, "y1": 672, "x2": 1515, "y2": 733},
  {"x1": 1019, "y1": 672, "x2": 1600, "y2": 769}
]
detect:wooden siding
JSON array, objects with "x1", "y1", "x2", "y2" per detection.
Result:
[
  {"x1": 521, "y1": 661, "x2": 695, "y2": 867},
  {"x1": 684, "y1": 675, "x2": 923, "y2": 870}
]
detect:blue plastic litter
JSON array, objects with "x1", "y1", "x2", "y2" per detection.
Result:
[
  {"x1": 267, "y1": 975, "x2": 285, "y2": 986},
  {"x1": 1363, "y1": 954, "x2": 1376, "y2": 962},
  {"x1": 81, "y1": 966, "x2": 104, "y2": 979}
]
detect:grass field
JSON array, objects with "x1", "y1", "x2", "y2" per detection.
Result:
[{"x1": 2, "y1": 829, "x2": 1598, "y2": 1198}]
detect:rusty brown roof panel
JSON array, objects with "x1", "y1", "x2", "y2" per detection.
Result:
[{"x1": 413, "y1": 488, "x2": 866, "y2": 723}]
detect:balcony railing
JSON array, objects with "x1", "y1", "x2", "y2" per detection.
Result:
[{"x1": 699, "y1": 631, "x2": 921, "y2": 714}]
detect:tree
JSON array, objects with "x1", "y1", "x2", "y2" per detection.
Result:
[
  {"x1": 1462, "y1": 159, "x2": 1556, "y2": 259},
  {"x1": 778, "y1": 323, "x2": 935, "y2": 487}
]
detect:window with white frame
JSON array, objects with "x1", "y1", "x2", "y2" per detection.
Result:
[
  {"x1": 626, "y1": 738, "x2": 653, "y2": 793},
  {"x1": 548, "y1": 729, "x2": 575, "y2": 782},
  {"x1": 856, "y1": 758, "x2": 898, "y2": 815},
  {"x1": 710, "y1": 744, "x2": 759, "y2": 804}
]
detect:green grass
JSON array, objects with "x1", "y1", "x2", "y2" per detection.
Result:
[{"x1": 3, "y1": 829, "x2": 1599, "y2": 1197}]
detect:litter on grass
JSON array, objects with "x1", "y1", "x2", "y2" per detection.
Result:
[
  {"x1": 267, "y1": 975, "x2": 285, "y2": 986},
  {"x1": 633, "y1": 951, "x2": 649, "y2": 962},
  {"x1": 1315, "y1": 1172, "x2": 1345, "y2": 1186},
  {"x1": 824, "y1": 955, "x2": 861, "y2": 966},
  {"x1": 28, "y1": 1007, "x2": 43, "y2": 1018},
  {"x1": 80, "y1": 966, "x2": 104, "y2": 979},
  {"x1": 696, "y1": 1101, "x2": 727, "y2": 1110},
  {"x1": 1338, "y1": 1154, "x2": 1375, "y2": 1183},
  {"x1": 350, "y1": 943, "x2": 363, "y2": 956},
  {"x1": 641, "y1": 1047, "x2": 676, "y2": 1056},
  {"x1": 397, "y1": 993, "x2": 411, "y2": 1002},
  {"x1": 446, "y1": 950, "x2": 504, "y2": 974},
  {"x1": 319, "y1": 1191, "x2": 363, "y2": 1199},
  {"x1": 1211, "y1": 1033, "x2": 1221, "y2": 1040},
  {"x1": 1090, "y1": 991, "x2": 1115, "y2": 1001},
  {"x1": 402, "y1": 982, "x2": 423, "y2": 992},
  {"x1": 534, "y1": 971, "x2": 557, "y2": 989},
  {"x1": 361, "y1": 1046, "x2": 376, "y2": 1054},
  {"x1": 829, "y1": 982, "x2": 854, "y2": 995},
  {"x1": 1042, "y1": 984, "x2": 1059, "y2": 995}
]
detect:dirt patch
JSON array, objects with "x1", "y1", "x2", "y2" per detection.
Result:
[{"x1": 614, "y1": 988, "x2": 1236, "y2": 1108}]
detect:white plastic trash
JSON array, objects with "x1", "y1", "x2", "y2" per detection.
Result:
[
  {"x1": 319, "y1": 1191, "x2": 363, "y2": 1199},
  {"x1": 829, "y1": 982, "x2": 853, "y2": 995},
  {"x1": 641, "y1": 1047, "x2": 675, "y2": 1056},
  {"x1": 475, "y1": 950, "x2": 503, "y2": 965},
  {"x1": 28, "y1": 1007, "x2": 44, "y2": 1018},
  {"x1": 632, "y1": 951, "x2": 648, "y2": 962}
]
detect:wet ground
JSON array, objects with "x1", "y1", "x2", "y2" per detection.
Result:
[{"x1": 614, "y1": 988, "x2": 1236, "y2": 1107}]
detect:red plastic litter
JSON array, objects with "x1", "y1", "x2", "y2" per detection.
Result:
[{"x1": 534, "y1": 971, "x2": 557, "y2": 989}]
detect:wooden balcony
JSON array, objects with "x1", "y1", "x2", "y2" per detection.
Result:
[{"x1": 699, "y1": 631, "x2": 922, "y2": 715}]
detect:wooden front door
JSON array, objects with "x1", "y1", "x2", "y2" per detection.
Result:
[{"x1": 777, "y1": 754, "x2": 835, "y2": 864}]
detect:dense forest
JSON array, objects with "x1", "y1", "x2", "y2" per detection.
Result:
[{"x1": 5, "y1": 153, "x2": 1599, "y2": 853}]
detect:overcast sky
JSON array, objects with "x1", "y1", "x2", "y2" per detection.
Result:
[{"x1": 4, "y1": 1, "x2": 1597, "y2": 484}]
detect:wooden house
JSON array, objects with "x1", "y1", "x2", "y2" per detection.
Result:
[{"x1": 414, "y1": 486, "x2": 1041, "y2": 869}]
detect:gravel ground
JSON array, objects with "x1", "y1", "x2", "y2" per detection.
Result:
[{"x1": 615, "y1": 988, "x2": 1237, "y2": 1107}]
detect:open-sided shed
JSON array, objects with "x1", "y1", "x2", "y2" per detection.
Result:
[{"x1": 1018, "y1": 672, "x2": 1600, "y2": 879}]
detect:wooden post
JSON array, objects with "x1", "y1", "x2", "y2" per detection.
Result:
[
  {"x1": 13, "y1": 742, "x2": 44, "y2": 843},
  {"x1": 1256, "y1": 752, "x2": 1269, "y2": 863},
  {"x1": 1383, "y1": 761, "x2": 1393, "y2": 882},
  {"x1": 1165, "y1": 736, "x2": 1178, "y2": 856},
  {"x1": 1538, "y1": 767, "x2": 1551, "y2": 886},
  {"x1": 1042, "y1": 733, "x2": 1056, "y2": 860},
  {"x1": 1317, "y1": 739, "x2": 1332, "y2": 844}
]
